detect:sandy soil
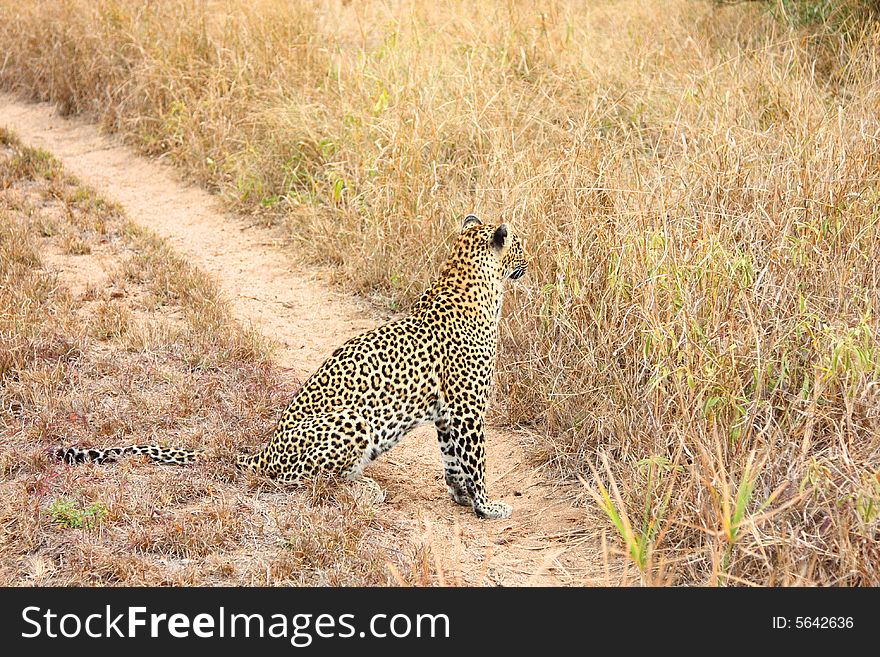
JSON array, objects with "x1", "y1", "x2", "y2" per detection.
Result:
[{"x1": 0, "y1": 95, "x2": 607, "y2": 585}]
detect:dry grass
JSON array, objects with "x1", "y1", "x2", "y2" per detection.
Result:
[
  {"x1": 0, "y1": 0, "x2": 878, "y2": 584},
  {"x1": 0, "y1": 130, "x2": 426, "y2": 585}
]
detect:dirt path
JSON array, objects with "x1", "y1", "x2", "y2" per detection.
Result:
[{"x1": 0, "y1": 95, "x2": 605, "y2": 585}]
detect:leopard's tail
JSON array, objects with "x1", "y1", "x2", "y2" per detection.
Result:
[
  {"x1": 54, "y1": 444, "x2": 203, "y2": 466},
  {"x1": 235, "y1": 453, "x2": 262, "y2": 472}
]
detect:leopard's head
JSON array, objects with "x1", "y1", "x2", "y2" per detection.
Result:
[{"x1": 459, "y1": 214, "x2": 529, "y2": 282}]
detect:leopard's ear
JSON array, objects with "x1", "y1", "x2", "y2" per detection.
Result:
[
  {"x1": 491, "y1": 223, "x2": 509, "y2": 251},
  {"x1": 461, "y1": 214, "x2": 482, "y2": 231}
]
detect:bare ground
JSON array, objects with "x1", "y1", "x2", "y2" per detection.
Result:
[{"x1": 0, "y1": 95, "x2": 610, "y2": 585}]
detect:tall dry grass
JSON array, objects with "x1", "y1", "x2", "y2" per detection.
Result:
[{"x1": 0, "y1": 0, "x2": 878, "y2": 584}]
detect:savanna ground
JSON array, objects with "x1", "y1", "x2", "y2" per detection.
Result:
[
  {"x1": 0, "y1": 132, "x2": 428, "y2": 585},
  {"x1": 1, "y1": 0, "x2": 879, "y2": 585}
]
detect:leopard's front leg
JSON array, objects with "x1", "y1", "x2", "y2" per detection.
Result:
[
  {"x1": 436, "y1": 421, "x2": 472, "y2": 507},
  {"x1": 444, "y1": 410, "x2": 511, "y2": 520}
]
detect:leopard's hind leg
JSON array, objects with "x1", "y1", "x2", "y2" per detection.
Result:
[{"x1": 239, "y1": 411, "x2": 375, "y2": 486}]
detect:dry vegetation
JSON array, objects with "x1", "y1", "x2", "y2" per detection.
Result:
[
  {"x1": 0, "y1": 0, "x2": 879, "y2": 584},
  {"x1": 0, "y1": 131, "x2": 427, "y2": 585}
]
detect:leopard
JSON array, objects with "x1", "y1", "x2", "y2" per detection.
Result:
[{"x1": 55, "y1": 214, "x2": 529, "y2": 519}]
